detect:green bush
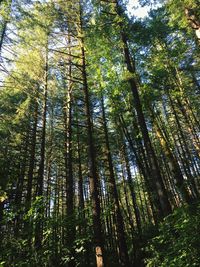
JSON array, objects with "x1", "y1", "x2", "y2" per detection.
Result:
[{"x1": 145, "y1": 203, "x2": 200, "y2": 267}]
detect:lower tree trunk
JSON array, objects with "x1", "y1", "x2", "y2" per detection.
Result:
[
  {"x1": 121, "y1": 142, "x2": 142, "y2": 236},
  {"x1": 26, "y1": 100, "x2": 38, "y2": 211}
]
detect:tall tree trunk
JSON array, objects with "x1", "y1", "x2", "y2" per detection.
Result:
[
  {"x1": 115, "y1": 0, "x2": 172, "y2": 218},
  {"x1": 118, "y1": 116, "x2": 159, "y2": 224},
  {"x1": 24, "y1": 100, "x2": 39, "y2": 247},
  {"x1": 35, "y1": 48, "x2": 48, "y2": 249},
  {"x1": 101, "y1": 94, "x2": 130, "y2": 267},
  {"x1": 14, "y1": 131, "x2": 30, "y2": 236},
  {"x1": 121, "y1": 142, "x2": 142, "y2": 236},
  {"x1": 168, "y1": 92, "x2": 199, "y2": 198},
  {"x1": 63, "y1": 37, "x2": 75, "y2": 265},
  {"x1": 152, "y1": 109, "x2": 193, "y2": 204},
  {"x1": 78, "y1": 3, "x2": 105, "y2": 266},
  {"x1": 25, "y1": 100, "x2": 38, "y2": 211},
  {"x1": 76, "y1": 115, "x2": 85, "y2": 217}
]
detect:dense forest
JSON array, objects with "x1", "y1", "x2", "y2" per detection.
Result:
[{"x1": 0, "y1": 0, "x2": 200, "y2": 266}]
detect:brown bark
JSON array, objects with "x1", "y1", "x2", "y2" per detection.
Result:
[
  {"x1": 118, "y1": 116, "x2": 159, "y2": 224},
  {"x1": 63, "y1": 34, "x2": 75, "y2": 265},
  {"x1": 185, "y1": 8, "x2": 200, "y2": 44},
  {"x1": 76, "y1": 116, "x2": 85, "y2": 215},
  {"x1": 101, "y1": 95, "x2": 130, "y2": 267},
  {"x1": 26, "y1": 100, "x2": 38, "y2": 210},
  {"x1": 14, "y1": 132, "x2": 30, "y2": 236},
  {"x1": 115, "y1": 0, "x2": 172, "y2": 218},
  {"x1": 35, "y1": 48, "x2": 48, "y2": 249},
  {"x1": 155, "y1": 121, "x2": 193, "y2": 203},
  {"x1": 168, "y1": 92, "x2": 199, "y2": 198},
  {"x1": 121, "y1": 142, "x2": 142, "y2": 236},
  {"x1": 79, "y1": 2, "x2": 105, "y2": 266},
  {"x1": 15, "y1": 132, "x2": 29, "y2": 208}
]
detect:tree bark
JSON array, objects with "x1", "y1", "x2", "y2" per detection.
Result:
[
  {"x1": 152, "y1": 109, "x2": 194, "y2": 204},
  {"x1": 121, "y1": 142, "x2": 142, "y2": 236},
  {"x1": 101, "y1": 94, "x2": 130, "y2": 267},
  {"x1": 79, "y1": 2, "x2": 105, "y2": 266},
  {"x1": 185, "y1": 8, "x2": 200, "y2": 44},
  {"x1": 63, "y1": 34, "x2": 75, "y2": 265},
  {"x1": 115, "y1": 0, "x2": 172, "y2": 218},
  {"x1": 25, "y1": 100, "x2": 38, "y2": 210},
  {"x1": 35, "y1": 47, "x2": 48, "y2": 249}
]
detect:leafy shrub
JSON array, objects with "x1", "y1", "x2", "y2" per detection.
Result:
[{"x1": 145, "y1": 203, "x2": 200, "y2": 267}]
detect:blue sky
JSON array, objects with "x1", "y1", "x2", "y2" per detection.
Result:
[{"x1": 127, "y1": 0, "x2": 150, "y2": 18}]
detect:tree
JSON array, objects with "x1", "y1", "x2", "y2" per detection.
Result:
[{"x1": 0, "y1": 0, "x2": 200, "y2": 266}]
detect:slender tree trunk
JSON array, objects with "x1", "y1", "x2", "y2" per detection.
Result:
[
  {"x1": 115, "y1": 0, "x2": 172, "y2": 218},
  {"x1": 0, "y1": 20, "x2": 7, "y2": 55},
  {"x1": 176, "y1": 98, "x2": 200, "y2": 157},
  {"x1": 152, "y1": 109, "x2": 193, "y2": 204},
  {"x1": 78, "y1": 3, "x2": 105, "y2": 266},
  {"x1": 0, "y1": 146, "x2": 11, "y2": 227},
  {"x1": 118, "y1": 116, "x2": 159, "y2": 224},
  {"x1": 35, "y1": 47, "x2": 48, "y2": 249},
  {"x1": 63, "y1": 37, "x2": 75, "y2": 265},
  {"x1": 26, "y1": 100, "x2": 38, "y2": 210},
  {"x1": 14, "y1": 131, "x2": 30, "y2": 236},
  {"x1": 168, "y1": 92, "x2": 199, "y2": 198},
  {"x1": 101, "y1": 95, "x2": 130, "y2": 267},
  {"x1": 121, "y1": 142, "x2": 142, "y2": 235},
  {"x1": 0, "y1": 0, "x2": 12, "y2": 54},
  {"x1": 76, "y1": 115, "x2": 85, "y2": 217}
]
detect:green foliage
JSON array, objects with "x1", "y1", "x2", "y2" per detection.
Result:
[
  {"x1": 0, "y1": 199, "x2": 93, "y2": 267},
  {"x1": 1, "y1": 0, "x2": 200, "y2": 266},
  {"x1": 24, "y1": 196, "x2": 44, "y2": 222},
  {"x1": 0, "y1": 189, "x2": 7, "y2": 203},
  {"x1": 145, "y1": 204, "x2": 200, "y2": 267}
]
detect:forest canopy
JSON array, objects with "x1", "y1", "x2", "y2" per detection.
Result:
[{"x1": 0, "y1": 0, "x2": 200, "y2": 266}]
